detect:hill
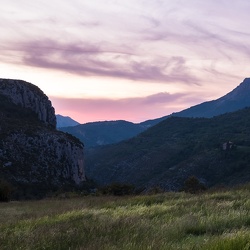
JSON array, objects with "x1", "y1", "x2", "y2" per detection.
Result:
[
  {"x1": 61, "y1": 78, "x2": 250, "y2": 147},
  {"x1": 59, "y1": 120, "x2": 148, "y2": 147},
  {"x1": 85, "y1": 107, "x2": 250, "y2": 190},
  {"x1": 56, "y1": 114, "x2": 80, "y2": 128},
  {"x1": 0, "y1": 79, "x2": 85, "y2": 199}
]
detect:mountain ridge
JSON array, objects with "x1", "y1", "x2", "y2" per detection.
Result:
[
  {"x1": 60, "y1": 78, "x2": 250, "y2": 147},
  {"x1": 172, "y1": 78, "x2": 250, "y2": 118},
  {"x1": 59, "y1": 120, "x2": 147, "y2": 147}
]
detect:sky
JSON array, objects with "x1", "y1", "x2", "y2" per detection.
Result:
[{"x1": 1, "y1": 0, "x2": 250, "y2": 123}]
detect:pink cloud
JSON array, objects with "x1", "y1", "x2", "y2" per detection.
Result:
[{"x1": 50, "y1": 92, "x2": 205, "y2": 123}]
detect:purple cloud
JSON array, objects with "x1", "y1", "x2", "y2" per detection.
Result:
[
  {"x1": 1, "y1": 39, "x2": 199, "y2": 84},
  {"x1": 186, "y1": 21, "x2": 250, "y2": 59}
]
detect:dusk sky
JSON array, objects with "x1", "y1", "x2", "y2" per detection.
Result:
[{"x1": 1, "y1": 1, "x2": 250, "y2": 123}]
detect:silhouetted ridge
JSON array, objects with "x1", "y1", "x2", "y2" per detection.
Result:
[{"x1": 172, "y1": 77, "x2": 250, "y2": 118}]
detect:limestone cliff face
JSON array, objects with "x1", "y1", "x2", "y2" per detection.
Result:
[
  {"x1": 0, "y1": 78, "x2": 56, "y2": 128},
  {"x1": 1, "y1": 131, "x2": 85, "y2": 185},
  {"x1": 0, "y1": 79, "x2": 85, "y2": 188}
]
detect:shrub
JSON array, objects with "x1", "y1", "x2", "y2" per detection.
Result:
[
  {"x1": 182, "y1": 176, "x2": 207, "y2": 194},
  {"x1": 0, "y1": 179, "x2": 12, "y2": 202},
  {"x1": 146, "y1": 186, "x2": 164, "y2": 194},
  {"x1": 99, "y1": 183, "x2": 135, "y2": 196}
]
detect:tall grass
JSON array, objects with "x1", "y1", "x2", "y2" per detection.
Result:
[{"x1": 0, "y1": 185, "x2": 249, "y2": 249}]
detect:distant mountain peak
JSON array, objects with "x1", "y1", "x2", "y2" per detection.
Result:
[
  {"x1": 172, "y1": 77, "x2": 250, "y2": 118},
  {"x1": 222, "y1": 77, "x2": 250, "y2": 101},
  {"x1": 239, "y1": 77, "x2": 250, "y2": 90},
  {"x1": 56, "y1": 114, "x2": 80, "y2": 128},
  {"x1": 242, "y1": 77, "x2": 250, "y2": 84}
]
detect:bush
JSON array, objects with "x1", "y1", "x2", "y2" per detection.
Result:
[
  {"x1": 146, "y1": 186, "x2": 164, "y2": 194},
  {"x1": 0, "y1": 179, "x2": 12, "y2": 202},
  {"x1": 99, "y1": 183, "x2": 135, "y2": 196},
  {"x1": 182, "y1": 176, "x2": 207, "y2": 194}
]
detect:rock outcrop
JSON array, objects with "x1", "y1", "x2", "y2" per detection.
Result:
[
  {"x1": 0, "y1": 79, "x2": 56, "y2": 128},
  {"x1": 1, "y1": 131, "x2": 85, "y2": 185},
  {"x1": 0, "y1": 79, "x2": 85, "y2": 195}
]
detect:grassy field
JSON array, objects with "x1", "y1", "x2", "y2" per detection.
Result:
[{"x1": 0, "y1": 185, "x2": 249, "y2": 250}]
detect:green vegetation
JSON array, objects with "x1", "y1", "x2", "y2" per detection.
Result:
[
  {"x1": 0, "y1": 179, "x2": 12, "y2": 202},
  {"x1": 59, "y1": 120, "x2": 146, "y2": 147},
  {"x1": 182, "y1": 176, "x2": 207, "y2": 194},
  {"x1": 99, "y1": 183, "x2": 135, "y2": 196},
  {"x1": 86, "y1": 108, "x2": 250, "y2": 189},
  {"x1": 0, "y1": 185, "x2": 249, "y2": 249}
]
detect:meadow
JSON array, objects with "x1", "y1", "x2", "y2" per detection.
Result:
[{"x1": 0, "y1": 185, "x2": 249, "y2": 250}]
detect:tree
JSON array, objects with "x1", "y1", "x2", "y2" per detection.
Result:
[
  {"x1": 0, "y1": 179, "x2": 12, "y2": 202},
  {"x1": 99, "y1": 183, "x2": 135, "y2": 196},
  {"x1": 183, "y1": 176, "x2": 206, "y2": 194}
]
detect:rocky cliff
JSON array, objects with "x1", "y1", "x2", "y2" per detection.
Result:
[
  {"x1": 0, "y1": 79, "x2": 56, "y2": 128},
  {"x1": 0, "y1": 79, "x2": 85, "y2": 196}
]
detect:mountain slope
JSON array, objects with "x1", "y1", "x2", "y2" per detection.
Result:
[
  {"x1": 59, "y1": 120, "x2": 147, "y2": 147},
  {"x1": 56, "y1": 114, "x2": 80, "y2": 128},
  {"x1": 85, "y1": 108, "x2": 250, "y2": 190},
  {"x1": 172, "y1": 78, "x2": 250, "y2": 118},
  {"x1": 0, "y1": 79, "x2": 85, "y2": 198},
  {"x1": 61, "y1": 78, "x2": 250, "y2": 147}
]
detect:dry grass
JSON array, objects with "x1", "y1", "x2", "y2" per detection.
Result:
[{"x1": 0, "y1": 185, "x2": 249, "y2": 249}]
